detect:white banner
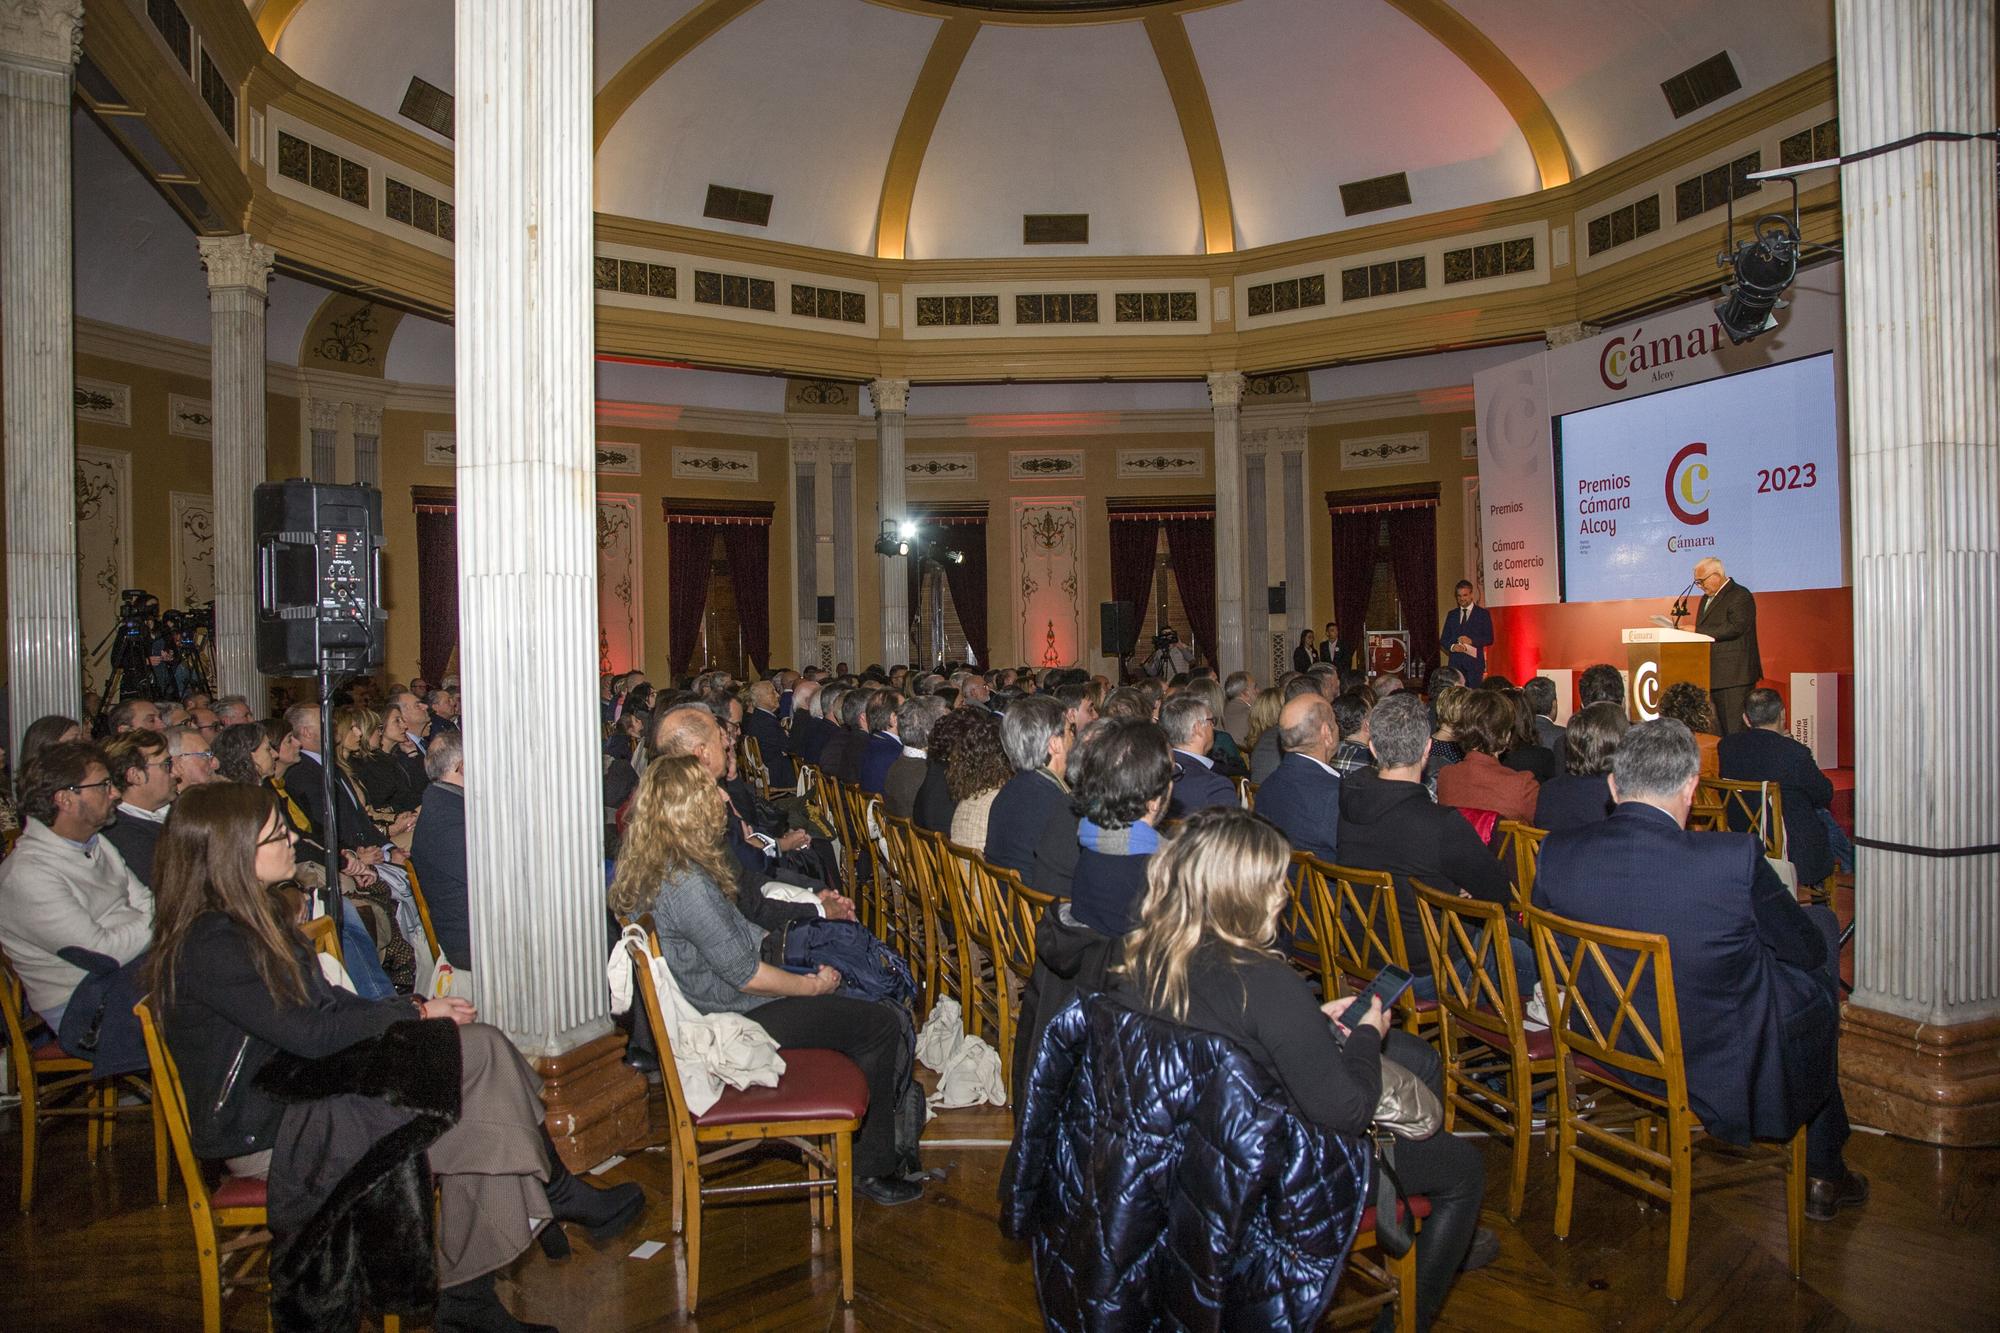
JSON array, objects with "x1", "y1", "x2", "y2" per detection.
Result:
[{"x1": 1472, "y1": 354, "x2": 1557, "y2": 606}]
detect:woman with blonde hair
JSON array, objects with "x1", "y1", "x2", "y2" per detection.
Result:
[
  {"x1": 609, "y1": 755, "x2": 924, "y2": 1206},
  {"x1": 1243, "y1": 685, "x2": 1287, "y2": 785},
  {"x1": 1117, "y1": 806, "x2": 1489, "y2": 1331}
]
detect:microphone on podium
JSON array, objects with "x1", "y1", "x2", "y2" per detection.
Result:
[{"x1": 1669, "y1": 579, "x2": 1697, "y2": 627}]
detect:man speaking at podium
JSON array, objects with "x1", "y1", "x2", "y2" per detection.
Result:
[
  {"x1": 1693, "y1": 556, "x2": 1760, "y2": 735},
  {"x1": 1441, "y1": 580, "x2": 1494, "y2": 686}
]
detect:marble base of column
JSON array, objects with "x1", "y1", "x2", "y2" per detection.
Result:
[
  {"x1": 536, "y1": 1031, "x2": 652, "y2": 1169},
  {"x1": 1840, "y1": 1005, "x2": 2000, "y2": 1147}
]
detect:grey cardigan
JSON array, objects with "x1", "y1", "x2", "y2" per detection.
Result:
[{"x1": 649, "y1": 864, "x2": 772, "y2": 1015}]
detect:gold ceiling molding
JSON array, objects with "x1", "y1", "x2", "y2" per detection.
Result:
[
  {"x1": 873, "y1": 16, "x2": 982, "y2": 261},
  {"x1": 1142, "y1": 13, "x2": 1234, "y2": 255},
  {"x1": 1379, "y1": 0, "x2": 1575, "y2": 189},
  {"x1": 594, "y1": 0, "x2": 768, "y2": 154},
  {"x1": 254, "y1": 0, "x2": 312, "y2": 50},
  {"x1": 862, "y1": 0, "x2": 1236, "y2": 25}
]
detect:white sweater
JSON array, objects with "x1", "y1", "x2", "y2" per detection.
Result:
[{"x1": 0, "y1": 820, "x2": 154, "y2": 1021}]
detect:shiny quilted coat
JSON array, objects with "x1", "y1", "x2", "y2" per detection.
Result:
[{"x1": 1001, "y1": 992, "x2": 1372, "y2": 1331}]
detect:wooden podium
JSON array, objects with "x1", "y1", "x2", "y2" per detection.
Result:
[{"x1": 1621, "y1": 626, "x2": 1712, "y2": 721}]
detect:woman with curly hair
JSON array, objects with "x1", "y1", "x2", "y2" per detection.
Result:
[
  {"x1": 1659, "y1": 679, "x2": 1722, "y2": 777},
  {"x1": 609, "y1": 755, "x2": 922, "y2": 1206},
  {"x1": 945, "y1": 709, "x2": 1012, "y2": 853},
  {"x1": 212, "y1": 721, "x2": 277, "y2": 786}
]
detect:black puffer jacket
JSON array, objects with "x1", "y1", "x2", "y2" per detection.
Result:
[{"x1": 1001, "y1": 993, "x2": 1371, "y2": 1331}]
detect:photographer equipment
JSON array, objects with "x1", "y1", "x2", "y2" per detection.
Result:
[{"x1": 91, "y1": 590, "x2": 163, "y2": 720}]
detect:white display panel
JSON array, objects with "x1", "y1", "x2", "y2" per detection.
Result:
[{"x1": 1555, "y1": 353, "x2": 1841, "y2": 602}]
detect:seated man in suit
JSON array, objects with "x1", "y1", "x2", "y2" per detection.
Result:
[
  {"x1": 885, "y1": 695, "x2": 944, "y2": 821},
  {"x1": 1535, "y1": 718, "x2": 1864, "y2": 1220},
  {"x1": 101, "y1": 730, "x2": 173, "y2": 885},
  {"x1": 743, "y1": 679, "x2": 796, "y2": 791},
  {"x1": 408, "y1": 728, "x2": 473, "y2": 994},
  {"x1": 1525, "y1": 676, "x2": 1566, "y2": 755},
  {"x1": 1160, "y1": 693, "x2": 1237, "y2": 820},
  {"x1": 858, "y1": 690, "x2": 905, "y2": 795},
  {"x1": 984, "y1": 696, "x2": 1075, "y2": 887},
  {"x1": 1253, "y1": 695, "x2": 1342, "y2": 865},
  {"x1": 1718, "y1": 687, "x2": 1849, "y2": 888},
  {"x1": 822, "y1": 688, "x2": 874, "y2": 786}
]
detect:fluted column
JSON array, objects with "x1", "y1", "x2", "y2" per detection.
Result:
[
  {"x1": 829, "y1": 441, "x2": 858, "y2": 670},
  {"x1": 350, "y1": 402, "x2": 381, "y2": 487},
  {"x1": 2, "y1": 1, "x2": 84, "y2": 749},
  {"x1": 198, "y1": 235, "x2": 275, "y2": 704},
  {"x1": 1277, "y1": 425, "x2": 1311, "y2": 656},
  {"x1": 1208, "y1": 371, "x2": 1247, "y2": 677},
  {"x1": 872, "y1": 378, "x2": 910, "y2": 668},
  {"x1": 1835, "y1": 0, "x2": 2000, "y2": 1144},
  {"x1": 790, "y1": 434, "x2": 821, "y2": 669}
]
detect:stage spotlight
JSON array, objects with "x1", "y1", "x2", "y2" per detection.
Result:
[
  {"x1": 1714, "y1": 214, "x2": 1799, "y2": 345},
  {"x1": 874, "y1": 521, "x2": 907, "y2": 558},
  {"x1": 898, "y1": 520, "x2": 918, "y2": 539}
]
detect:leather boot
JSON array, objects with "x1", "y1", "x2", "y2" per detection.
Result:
[
  {"x1": 435, "y1": 1272, "x2": 556, "y2": 1333},
  {"x1": 536, "y1": 1126, "x2": 645, "y2": 1258}
]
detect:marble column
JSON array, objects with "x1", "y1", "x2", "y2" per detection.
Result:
[
  {"x1": 830, "y1": 441, "x2": 858, "y2": 671},
  {"x1": 1834, "y1": 0, "x2": 2000, "y2": 1145},
  {"x1": 453, "y1": 0, "x2": 643, "y2": 1162},
  {"x1": 1241, "y1": 433, "x2": 1268, "y2": 677},
  {"x1": 1278, "y1": 426, "x2": 1311, "y2": 659},
  {"x1": 2, "y1": 1, "x2": 84, "y2": 747},
  {"x1": 872, "y1": 378, "x2": 911, "y2": 668},
  {"x1": 197, "y1": 235, "x2": 275, "y2": 705},
  {"x1": 790, "y1": 434, "x2": 820, "y2": 669},
  {"x1": 1207, "y1": 371, "x2": 1247, "y2": 677}
]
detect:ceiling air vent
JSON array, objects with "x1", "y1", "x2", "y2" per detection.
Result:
[
  {"x1": 1338, "y1": 172, "x2": 1412, "y2": 217},
  {"x1": 704, "y1": 184, "x2": 774, "y2": 227},
  {"x1": 1661, "y1": 51, "x2": 1741, "y2": 119},
  {"x1": 399, "y1": 75, "x2": 454, "y2": 139},
  {"x1": 1024, "y1": 213, "x2": 1089, "y2": 245}
]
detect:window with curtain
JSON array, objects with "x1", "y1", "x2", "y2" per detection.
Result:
[
  {"x1": 695, "y1": 535, "x2": 744, "y2": 676},
  {"x1": 1325, "y1": 484, "x2": 1441, "y2": 679},
  {"x1": 1149, "y1": 530, "x2": 1195, "y2": 649},
  {"x1": 913, "y1": 565, "x2": 970, "y2": 667}
]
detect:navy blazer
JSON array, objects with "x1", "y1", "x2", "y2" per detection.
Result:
[
  {"x1": 1718, "y1": 727, "x2": 1836, "y2": 885},
  {"x1": 408, "y1": 781, "x2": 471, "y2": 969},
  {"x1": 1533, "y1": 772, "x2": 1615, "y2": 833},
  {"x1": 1695, "y1": 579, "x2": 1762, "y2": 688},
  {"x1": 1440, "y1": 603, "x2": 1494, "y2": 685},
  {"x1": 819, "y1": 729, "x2": 867, "y2": 786},
  {"x1": 1534, "y1": 803, "x2": 1834, "y2": 1144},
  {"x1": 1252, "y1": 752, "x2": 1342, "y2": 864},
  {"x1": 1167, "y1": 751, "x2": 1238, "y2": 821},
  {"x1": 985, "y1": 769, "x2": 1072, "y2": 884},
  {"x1": 744, "y1": 707, "x2": 795, "y2": 789},
  {"x1": 858, "y1": 731, "x2": 902, "y2": 795},
  {"x1": 792, "y1": 713, "x2": 836, "y2": 768}
]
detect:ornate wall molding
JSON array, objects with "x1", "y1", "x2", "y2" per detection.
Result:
[
  {"x1": 1339, "y1": 430, "x2": 1430, "y2": 470},
  {"x1": 75, "y1": 445, "x2": 131, "y2": 689},
  {"x1": 671, "y1": 445, "x2": 758, "y2": 482},
  {"x1": 0, "y1": 0, "x2": 83, "y2": 69},
  {"x1": 306, "y1": 397, "x2": 342, "y2": 432},
  {"x1": 595, "y1": 494, "x2": 643, "y2": 676},
  {"x1": 1010, "y1": 450, "x2": 1084, "y2": 480},
  {"x1": 423, "y1": 430, "x2": 456, "y2": 467},
  {"x1": 785, "y1": 378, "x2": 857, "y2": 415},
  {"x1": 596, "y1": 442, "x2": 642, "y2": 475},
  {"x1": 1207, "y1": 370, "x2": 1246, "y2": 409},
  {"x1": 1116, "y1": 447, "x2": 1204, "y2": 478},
  {"x1": 168, "y1": 393, "x2": 213, "y2": 439},
  {"x1": 1013, "y1": 497, "x2": 1085, "y2": 669},
  {"x1": 169, "y1": 491, "x2": 216, "y2": 608},
  {"x1": 74, "y1": 376, "x2": 131, "y2": 427},
  {"x1": 906, "y1": 452, "x2": 976, "y2": 482},
  {"x1": 869, "y1": 378, "x2": 910, "y2": 415},
  {"x1": 350, "y1": 402, "x2": 384, "y2": 436}
]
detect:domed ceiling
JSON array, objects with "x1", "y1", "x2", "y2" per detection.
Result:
[{"x1": 248, "y1": 0, "x2": 1832, "y2": 260}]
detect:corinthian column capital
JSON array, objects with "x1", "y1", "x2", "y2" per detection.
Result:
[
  {"x1": 1207, "y1": 370, "x2": 1246, "y2": 410},
  {"x1": 0, "y1": 0, "x2": 83, "y2": 69},
  {"x1": 869, "y1": 378, "x2": 910, "y2": 416},
  {"x1": 197, "y1": 235, "x2": 278, "y2": 294}
]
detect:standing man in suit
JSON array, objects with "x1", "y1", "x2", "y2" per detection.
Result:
[
  {"x1": 1252, "y1": 695, "x2": 1342, "y2": 863},
  {"x1": 1535, "y1": 718, "x2": 1865, "y2": 1221},
  {"x1": 1440, "y1": 581, "x2": 1494, "y2": 686},
  {"x1": 1160, "y1": 694, "x2": 1237, "y2": 819},
  {"x1": 1694, "y1": 556, "x2": 1761, "y2": 734},
  {"x1": 1317, "y1": 621, "x2": 1344, "y2": 671}
]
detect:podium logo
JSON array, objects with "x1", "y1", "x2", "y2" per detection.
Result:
[
  {"x1": 1665, "y1": 442, "x2": 1710, "y2": 525},
  {"x1": 1634, "y1": 660, "x2": 1662, "y2": 720}
]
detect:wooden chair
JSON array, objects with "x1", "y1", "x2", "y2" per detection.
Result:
[
  {"x1": 1525, "y1": 906, "x2": 1805, "y2": 1301},
  {"x1": 133, "y1": 998, "x2": 273, "y2": 1333},
  {"x1": 964, "y1": 853, "x2": 1050, "y2": 1100},
  {"x1": 625, "y1": 934, "x2": 865, "y2": 1312},
  {"x1": 1413, "y1": 882, "x2": 1556, "y2": 1219},
  {"x1": 1692, "y1": 777, "x2": 1787, "y2": 860},
  {"x1": 299, "y1": 912, "x2": 343, "y2": 963},
  {"x1": 1324, "y1": 1199, "x2": 1424, "y2": 1333},
  {"x1": 1284, "y1": 852, "x2": 1339, "y2": 999},
  {"x1": 937, "y1": 841, "x2": 1002, "y2": 1046},
  {"x1": 1493, "y1": 819, "x2": 1548, "y2": 910},
  {"x1": 1, "y1": 942, "x2": 166, "y2": 1212},
  {"x1": 904, "y1": 827, "x2": 965, "y2": 1024},
  {"x1": 1299, "y1": 861, "x2": 1438, "y2": 1041},
  {"x1": 741, "y1": 734, "x2": 772, "y2": 796},
  {"x1": 404, "y1": 861, "x2": 442, "y2": 963},
  {"x1": 875, "y1": 814, "x2": 930, "y2": 999}
]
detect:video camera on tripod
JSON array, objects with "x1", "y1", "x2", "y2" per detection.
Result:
[{"x1": 94, "y1": 588, "x2": 215, "y2": 714}]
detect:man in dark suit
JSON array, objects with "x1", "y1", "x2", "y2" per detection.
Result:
[
  {"x1": 789, "y1": 680, "x2": 833, "y2": 767},
  {"x1": 857, "y1": 691, "x2": 904, "y2": 795},
  {"x1": 1693, "y1": 556, "x2": 1760, "y2": 735},
  {"x1": 744, "y1": 680, "x2": 796, "y2": 790},
  {"x1": 984, "y1": 696, "x2": 1075, "y2": 888},
  {"x1": 819, "y1": 688, "x2": 873, "y2": 786},
  {"x1": 1160, "y1": 694, "x2": 1236, "y2": 820},
  {"x1": 1252, "y1": 695, "x2": 1342, "y2": 863},
  {"x1": 1535, "y1": 718, "x2": 1864, "y2": 1220},
  {"x1": 408, "y1": 730, "x2": 471, "y2": 974},
  {"x1": 1317, "y1": 621, "x2": 1344, "y2": 670},
  {"x1": 1440, "y1": 580, "x2": 1494, "y2": 686},
  {"x1": 1718, "y1": 687, "x2": 1845, "y2": 888}
]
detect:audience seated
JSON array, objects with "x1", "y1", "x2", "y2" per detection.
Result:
[
  {"x1": 1578, "y1": 662, "x2": 1625, "y2": 710},
  {"x1": 410, "y1": 729, "x2": 473, "y2": 981},
  {"x1": 983, "y1": 697, "x2": 1073, "y2": 885},
  {"x1": 858, "y1": 690, "x2": 905, "y2": 795},
  {"x1": 212, "y1": 694, "x2": 254, "y2": 727},
  {"x1": 822, "y1": 689, "x2": 873, "y2": 786},
  {"x1": 1659, "y1": 681, "x2": 1723, "y2": 778},
  {"x1": 1221, "y1": 671, "x2": 1257, "y2": 743},
  {"x1": 1161, "y1": 694, "x2": 1237, "y2": 819},
  {"x1": 1497, "y1": 687, "x2": 1559, "y2": 783},
  {"x1": 945, "y1": 709, "x2": 1014, "y2": 853},
  {"x1": 107, "y1": 697, "x2": 164, "y2": 735},
  {"x1": 885, "y1": 696, "x2": 944, "y2": 820},
  {"x1": 1183, "y1": 678, "x2": 1248, "y2": 779},
  {"x1": 910, "y1": 704, "x2": 968, "y2": 835},
  {"x1": 1534, "y1": 719, "x2": 1865, "y2": 1221},
  {"x1": 1718, "y1": 687, "x2": 1847, "y2": 887},
  {"x1": 1096, "y1": 686, "x2": 1153, "y2": 723},
  {"x1": 428, "y1": 687, "x2": 461, "y2": 735},
  {"x1": 1434, "y1": 689, "x2": 1540, "y2": 825},
  {"x1": 1250, "y1": 695, "x2": 1343, "y2": 864},
  {"x1": 744, "y1": 680, "x2": 796, "y2": 790},
  {"x1": 386, "y1": 688, "x2": 436, "y2": 760},
  {"x1": 211, "y1": 721, "x2": 277, "y2": 788},
  {"x1": 17, "y1": 714, "x2": 83, "y2": 786},
  {"x1": 101, "y1": 730, "x2": 173, "y2": 885},
  {"x1": 1533, "y1": 702, "x2": 1629, "y2": 832},
  {"x1": 1329, "y1": 687, "x2": 1375, "y2": 776},
  {"x1": 1425, "y1": 685, "x2": 1471, "y2": 786},
  {"x1": 608, "y1": 755, "x2": 922, "y2": 1206},
  {"x1": 1525, "y1": 676, "x2": 1565, "y2": 754},
  {"x1": 1242, "y1": 685, "x2": 1286, "y2": 785},
  {"x1": 165, "y1": 725, "x2": 221, "y2": 792},
  {"x1": 1029, "y1": 717, "x2": 1169, "y2": 919}
]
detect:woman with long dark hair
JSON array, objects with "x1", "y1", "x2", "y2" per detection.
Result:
[{"x1": 151, "y1": 784, "x2": 643, "y2": 1331}]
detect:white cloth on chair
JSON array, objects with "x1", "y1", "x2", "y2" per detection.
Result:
[
  {"x1": 915, "y1": 998, "x2": 1006, "y2": 1114},
  {"x1": 606, "y1": 924, "x2": 785, "y2": 1116}
]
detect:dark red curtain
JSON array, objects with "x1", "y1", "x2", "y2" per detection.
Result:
[
  {"x1": 940, "y1": 522, "x2": 989, "y2": 669},
  {"x1": 666, "y1": 521, "x2": 715, "y2": 677},
  {"x1": 1161, "y1": 515, "x2": 1218, "y2": 665},
  {"x1": 1383, "y1": 506, "x2": 1440, "y2": 675},
  {"x1": 414, "y1": 504, "x2": 458, "y2": 684},
  {"x1": 1329, "y1": 508, "x2": 1378, "y2": 672},
  {"x1": 1107, "y1": 516, "x2": 1160, "y2": 658},
  {"x1": 714, "y1": 521, "x2": 773, "y2": 675}
]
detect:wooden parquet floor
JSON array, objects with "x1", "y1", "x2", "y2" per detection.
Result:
[{"x1": 3, "y1": 1087, "x2": 1995, "y2": 1332}]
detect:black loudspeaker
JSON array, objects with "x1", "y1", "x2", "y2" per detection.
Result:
[
  {"x1": 254, "y1": 480, "x2": 387, "y2": 675},
  {"x1": 1099, "y1": 601, "x2": 1137, "y2": 656},
  {"x1": 1268, "y1": 584, "x2": 1287, "y2": 615}
]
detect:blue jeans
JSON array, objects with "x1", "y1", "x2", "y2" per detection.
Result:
[
  {"x1": 1412, "y1": 928, "x2": 1539, "y2": 1004},
  {"x1": 338, "y1": 898, "x2": 396, "y2": 999},
  {"x1": 1817, "y1": 808, "x2": 1855, "y2": 873}
]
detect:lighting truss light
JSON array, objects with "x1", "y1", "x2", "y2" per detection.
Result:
[{"x1": 1714, "y1": 214, "x2": 1799, "y2": 345}]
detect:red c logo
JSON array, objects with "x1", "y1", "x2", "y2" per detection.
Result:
[{"x1": 1666, "y1": 442, "x2": 1711, "y2": 525}]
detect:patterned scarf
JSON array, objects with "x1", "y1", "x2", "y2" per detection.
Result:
[{"x1": 1077, "y1": 817, "x2": 1161, "y2": 857}]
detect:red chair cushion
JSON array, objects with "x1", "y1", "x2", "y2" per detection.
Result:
[
  {"x1": 693, "y1": 1048, "x2": 869, "y2": 1128},
  {"x1": 211, "y1": 1174, "x2": 268, "y2": 1209},
  {"x1": 1573, "y1": 1052, "x2": 1661, "y2": 1100},
  {"x1": 1464, "y1": 1008, "x2": 1556, "y2": 1062},
  {"x1": 30, "y1": 1037, "x2": 70, "y2": 1064},
  {"x1": 1358, "y1": 1194, "x2": 1433, "y2": 1233}
]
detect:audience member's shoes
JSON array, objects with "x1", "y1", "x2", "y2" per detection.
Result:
[
  {"x1": 623, "y1": 1045, "x2": 660, "y2": 1075},
  {"x1": 1458, "y1": 1226, "x2": 1501, "y2": 1273},
  {"x1": 436, "y1": 1272, "x2": 557, "y2": 1333},
  {"x1": 1806, "y1": 1167, "x2": 1869, "y2": 1221},
  {"x1": 537, "y1": 1128, "x2": 647, "y2": 1257},
  {"x1": 857, "y1": 1174, "x2": 924, "y2": 1206}
]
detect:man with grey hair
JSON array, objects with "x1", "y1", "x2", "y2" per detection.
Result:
[
  {"x1": 165, "y1": 725, "x2": 220, "y2": 791},
  {"x1": 1692, "y1": 555, "x2": 1760, "y2": 735},
  {"x1": 743, "y1": 678, "x2": 795, "y2": 790},
  {"x1": 1160, "y1": 693, "x2": 1235, "y2": 819},
  {"x1": 213, "y1": 694, "x2": 254, "y2": 726},
  {"x1": 1524, "y1": 676, "x2": 1564, "y2": 753},
  {"x1": 1536, "y1": 718, "x2": 1862, "y2": 1220},
  {"x1": 885, "y1": 695, "x2": 946, "y2": 820},
  {"x1": 1221, "y1": 671, "x2": 1257, "y2": 742},
  {"x1": 409, "y1": 728, "x2": 471, "y2": 985},
  {"x1": 983, "y1": 695, "x2": 1073, "y2": 883}
]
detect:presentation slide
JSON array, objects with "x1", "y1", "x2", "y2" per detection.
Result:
[{"x1": 1555, "y1": 353, "x2": 1841, "y2": 603}]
